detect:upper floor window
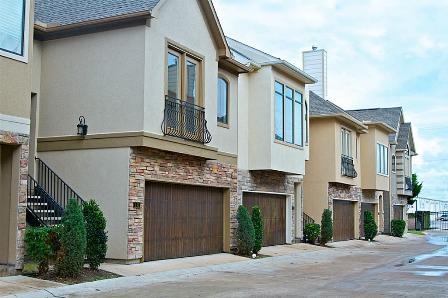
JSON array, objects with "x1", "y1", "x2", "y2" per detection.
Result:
[
  {"x1": 217, "y1": 76, "x2": 229, "y2": 125},
  {"x1": 274, "y1": 81, "x2": 303, "y2": 146},
  {"x1": 391, "y1": 155, "x2": 396, "y2": 173},
  {"x1": 341, "y1": 128, "x2": 351, "y2": 157},
  {"x1": 377, "y1": 143, "x2": 388, "y2": 175},
  {"x1": 0, "y1": 0, "x2": 28, "y2": 61},
  {"x1": 167, "y1": 46, "x2": 202, "y2": 106},
  {"x1": 304, "y1": 100, "x2": 308, "y2": 144}
]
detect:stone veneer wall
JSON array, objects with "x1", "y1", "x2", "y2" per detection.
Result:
[
  {"x1": 238, "y1": 170, "x2": 302, "y2": 241},
  {"x1": 0, "y1": 131, "x2": 29, "y2": 270},
  {"x1": 128, "y1": 147, "x2": 238, "y2": 260},
  {"x1": 327, "y1": 182, "x2": 361, "y2": 210}
]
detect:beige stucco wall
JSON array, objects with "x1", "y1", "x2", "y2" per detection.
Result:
[
  {"x1": 0, "y1": 0, "x2": 33, "y2": 120},
  {"x1": 38, "y1": 148, "x2": 131, "y2": 259},
  {"x1": 38, "y1": 26, "x2": 146, "y2": 138},
  {"x1": 360, "y1": 126, "x2": 390, "y2": 191},
  {"x1": 238, "y1": 66, "x2": 308, "y2": 174}
]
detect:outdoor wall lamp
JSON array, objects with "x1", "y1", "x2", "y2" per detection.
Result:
[{"x1": 77, "y1": 116, "x2": 88, "y2": 136}]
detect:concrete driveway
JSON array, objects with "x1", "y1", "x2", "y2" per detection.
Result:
[{"x1": 5, "y1": 232, "x2": 448, "y2": 297}]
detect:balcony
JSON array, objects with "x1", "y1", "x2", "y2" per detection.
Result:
[
  {"x1": 341, "y1": 155, "x2": 357, "y2": 178},
  {"x1": 161, "y1": 96, "x2": 212, "y2": 144}
]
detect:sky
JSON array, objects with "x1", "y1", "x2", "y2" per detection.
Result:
[{"x1": 213, "y1": 0, "x2": 448, "y2": 201}]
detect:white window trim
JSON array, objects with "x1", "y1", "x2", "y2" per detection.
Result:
[
  {"x1": 341, "y1": 127, "x2": 352, "y2": 157},
  {"x1": 0, "y1": 0, "x2": 30, "y2": 63}
]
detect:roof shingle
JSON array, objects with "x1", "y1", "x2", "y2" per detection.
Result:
[
  {"x1": 397, "y1": 122, "x2": 412, "y2": 150},
  {"x1": 35, "y1": 0, "x2": 160, "y2": 26}
]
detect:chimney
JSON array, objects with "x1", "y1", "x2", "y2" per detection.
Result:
[{"x1": 302, "y1": 46, "x2": 327, "y2": 99}]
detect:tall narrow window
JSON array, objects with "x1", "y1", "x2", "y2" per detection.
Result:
[
  {"x1": 186, "y1": 60, "x2": 197, "y2": 105},
  {"x1": 377, "y1": 143, "x2": 388, "y2": 175},
  {"x1": 392, "y1": 155, "x2": 396, "y2": 173},
  {"x1": 285, "y1": 87, "x2": 294, "y2": 143},
  {"x1": 305, "y1": 101, "x2": 308, "y2": 143},
  {"x1": 217, "y1": 76, "x2": 229, "y2": 125},
  {"x1": 274, "y1": 82, "x2": 284, "y2": 141},
  {"x1": 341, "y1": 128, "x2": 351, "y2": 157},
  {"x1": 0, "y1": 0, "x2": 26, "y2": 57},
  {"x1": 167, "y1": 52, "x2": 180, "y2": 99},
  {"x1": 294, "y1": 91, "x2": 303, "y2": 146}
]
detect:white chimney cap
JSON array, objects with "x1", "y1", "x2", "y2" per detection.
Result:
[{"x1": 312, "y1": 45, "x2": 318, "y2": 51}]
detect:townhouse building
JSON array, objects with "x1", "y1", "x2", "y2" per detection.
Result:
[
  {"x1": 347, "y1": 108, "x2": 416, "y2": 233},
  {"x1": 0, "y1": 0, "x2": 34, "y2": 271}
]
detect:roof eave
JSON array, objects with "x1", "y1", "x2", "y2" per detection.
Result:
[
  {"x1": 263, "y1": 61, "x2": 317, "y2": 84},
  {"x1": 310, "y1": 114, "x2": 368, "y2": 133},
  {"x1": 363, "y1": 121, "x2": 397, "y2": 133}
]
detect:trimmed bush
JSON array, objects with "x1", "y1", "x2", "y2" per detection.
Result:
[
  {"x1": 24, "y1": 227, "x2": 52, "y2": 274},
  {"x1": 363, "y1": 211, "x2": 378, "y2": 241},
  {"x1": 57, "y1": 199, "x2": 86, "y2": 277},
  {"x1": 304, "y1": 223, "x2": 320, "y2": 244},
  {"x1": 251, "y1": 206, "x2": 264, "y2": 254},
  {"x1": 320, "y1": 209, "x2": 333, "y2": 245},
  {"x1": 236, "y1": 205, "x2": 255, "y2": 256},
  {"x1": 83, "y1": 200, "x2": 108, "y2": 270},
  {"x1": 391, "y1": 219, "x2": 406, "y2": 237}
]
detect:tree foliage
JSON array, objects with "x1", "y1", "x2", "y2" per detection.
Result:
[
  {"x1": 412, "y1": 173, "x2": 423, "y2": 199},
  {"x1": 363, "y1": 211, "x2": 378, "y2": 241},
  {"x1": 236, "y1": 205, "x2": 255, "y2": 256},
  {"x1": 320, "y1": 209, "x2": 333, "y2": 245},
  {"x1": 83, "y1": 200, "x2": 108, "y2": 270},
  {"x1": 391, "y1": 219, "x2": 406, "y2": 237},
  {"x1": 304, "y1": 223, "x2": 320, "y2": 244},
  {"x1": 24, "y1": 227, "x2": 52, "y2": 274},
  {"x1": 251, "y1": 206, "x2": 264, "y2": 254},
  {"x1": 57, "y1": 199, "x2": 86, "y2": 277}
]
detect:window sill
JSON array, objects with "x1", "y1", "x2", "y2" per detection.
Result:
[
  {"x1": 217, "y1": 122, "x2": 230, "y2": 129},
  {"x1": 377, "y1": 173, "x2": 389, "y2": 177},
  {"x1": 274, "y1": 139, "x2": 304, "y2": 150}
]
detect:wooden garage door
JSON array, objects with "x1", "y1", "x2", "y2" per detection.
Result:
[
  {"x1": 243, "y1": 192, "x2": 286, "y2": 246},
  {"x1": 360, "y1": 203, "x2": 375, "y2": 238},
  {"x1": 333, "y1": 200, "x2": 355, "y2": 241},
  {"x1": 144, "y1": 182, "x2": 223, "y2": 261}
]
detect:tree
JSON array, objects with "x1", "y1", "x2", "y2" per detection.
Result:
[
  {"x1": 57, "y1": 199, "x2": 87, "y2": 277},
  {"x1": 363, "y1": 211, "x2": 378, "y2": 241},
  {"x1": 409, "y1": 173, "x2": 423, "y2": 205},
  {"x1": 251, "y1": 206, "x2": 264, "y2": 254},
  {"x1": 83, "y1": 200, "x2": 108, "y2": 270},
  {"x1": 320, "y1": 209, "x2": 333, "y2": 245},
  {"x1": 236, "y1": 205, "x2": 255, "y2": 256}
]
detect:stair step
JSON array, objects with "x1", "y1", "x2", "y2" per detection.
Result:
[
  {"x1": 33, "y1": 209, "x2": 55, "y2": 214},
  {"x1": 27, "y1": 196, "x2": 42, "y2": 199},
  {"x1": 28, "y1": 202, "x2": 48, "y2": 206},
  {"x1": 41, "y1": 217, "x2": 61, "y2": 221}
]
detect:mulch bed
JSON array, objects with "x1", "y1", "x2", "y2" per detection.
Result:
[{"x1": 26, "y1": 267, "x2": 121, "y2": 285}]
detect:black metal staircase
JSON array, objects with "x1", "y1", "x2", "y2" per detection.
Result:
[{"x1": 26, "y1": 158, "x2": 85, "y2": 226}]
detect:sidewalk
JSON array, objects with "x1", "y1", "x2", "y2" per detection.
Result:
[{"x1": 0, "y1": 276, "x2": 62, "y2": 297}]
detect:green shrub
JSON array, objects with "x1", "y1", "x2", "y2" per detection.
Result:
[
  {"x1": 304, "y1": 223, "x2": 320, "y2": 244},
  {"x1": 24, "y1": 227, "x2": 52, "y2": 274},
  {"x1": 83, "y1": 200, "x2": 108, "y2": 270},
  {"x1": 391, "y1": 219, "x2": 406, "y2": 237},
  {"x1": 363, "y1": 211, "x2": 378, "y2": 241},
  {"x1": 320, "y1": 209, "x2": 333, "y2": 245},
  {"x1": 251, "y1": 206, "x2": 264, "y2": 254},
  {"x1": 236, "y1": 205, "x2": 255, "y2": 256},
  {"x1": 57, "y1": 199, "x2": 86, "y2": 277}
]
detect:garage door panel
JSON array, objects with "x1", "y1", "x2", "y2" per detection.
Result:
[
  {"x1": 144, "y1": 182, "x2": 223, "y2": 261},
  {"x1": 333, "y1": 200, "x2": 355, "y2": 241},
  {"x1": 243, "y1": 192, "x2": 286, "y2": 246}
]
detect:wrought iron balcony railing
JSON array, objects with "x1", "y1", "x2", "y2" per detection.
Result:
[
  {"x1": 161, "y1": 96, "x2": 212, "y2": 144},
  {"x1": 405, "y1": 176, "x2": 412, "y2": 191},
  {"x1": 341, "y1": 155, "x2": 357, "y2": 178}
]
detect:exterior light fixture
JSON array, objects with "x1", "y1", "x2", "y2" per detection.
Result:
[{"x1": 77, "y1": 116, "x2": 88, "y2": 136}]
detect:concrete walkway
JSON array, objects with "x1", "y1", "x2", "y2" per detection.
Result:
[{"x1": 0, "y1": 276, "x2": 62, "y2": 297}]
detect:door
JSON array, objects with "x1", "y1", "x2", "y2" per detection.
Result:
[
  {"x1": 243, "y1": 192, "x2": 286, "y2": 246},
  {"x1": 333, "y1": 200, "x2": 355, "y2": 241},
  {"x1": 144, "y1": 182, "x2": 223, "y2": 261},
  {"x1": 360, "y1": 203, "x2": 376, "y2": 238}
]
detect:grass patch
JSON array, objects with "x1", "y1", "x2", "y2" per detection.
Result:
[{"x1": 408, "y1": 230, "x2": 425, "y2": 236}]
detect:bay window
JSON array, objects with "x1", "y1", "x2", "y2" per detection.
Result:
[{"x1": 274, "y1": 81, "x2": 304, "y2": 146}]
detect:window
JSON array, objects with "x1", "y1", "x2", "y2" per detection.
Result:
[
  {"x1": 341, "y1": 128, "x2": 351, "y2": 157},
  {"x1": 304, "y1": 100, "x2": 308, "y2": 144},
  {"x1": 377, "y1": 143, "x2": 388, "y2": 175},
  {"x1": 0, "y1": 0, "x2": 28, "y2": 60},
  {"x1": 274, "y1": 81, "x2": 304, "y2": 146},
  {"x1": 392, "y1": 155, "x2": 396, "y2": 173},
  {"x1": 166, "y1": 46, "x2": 202, "y2": 105},
  {"x1": 217, "y1": 76, "x2": 229, "y2": 125}
]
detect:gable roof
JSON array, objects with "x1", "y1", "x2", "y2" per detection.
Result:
[
  {"x1": 226, "y1": 37, "x2": 316, "y2": 84},
  {"x1": 346, "y1": 107, "x2": 402, "y2": 131},
  {"x1": 309, "y1": 91, "x2": 367, "y2": 132},
  {"x1": 397, "y1": 122, "x2": 411, "y2": 149},
  {"x1": 35, "y1": 0, "x2": 160, "y2": 26}
]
